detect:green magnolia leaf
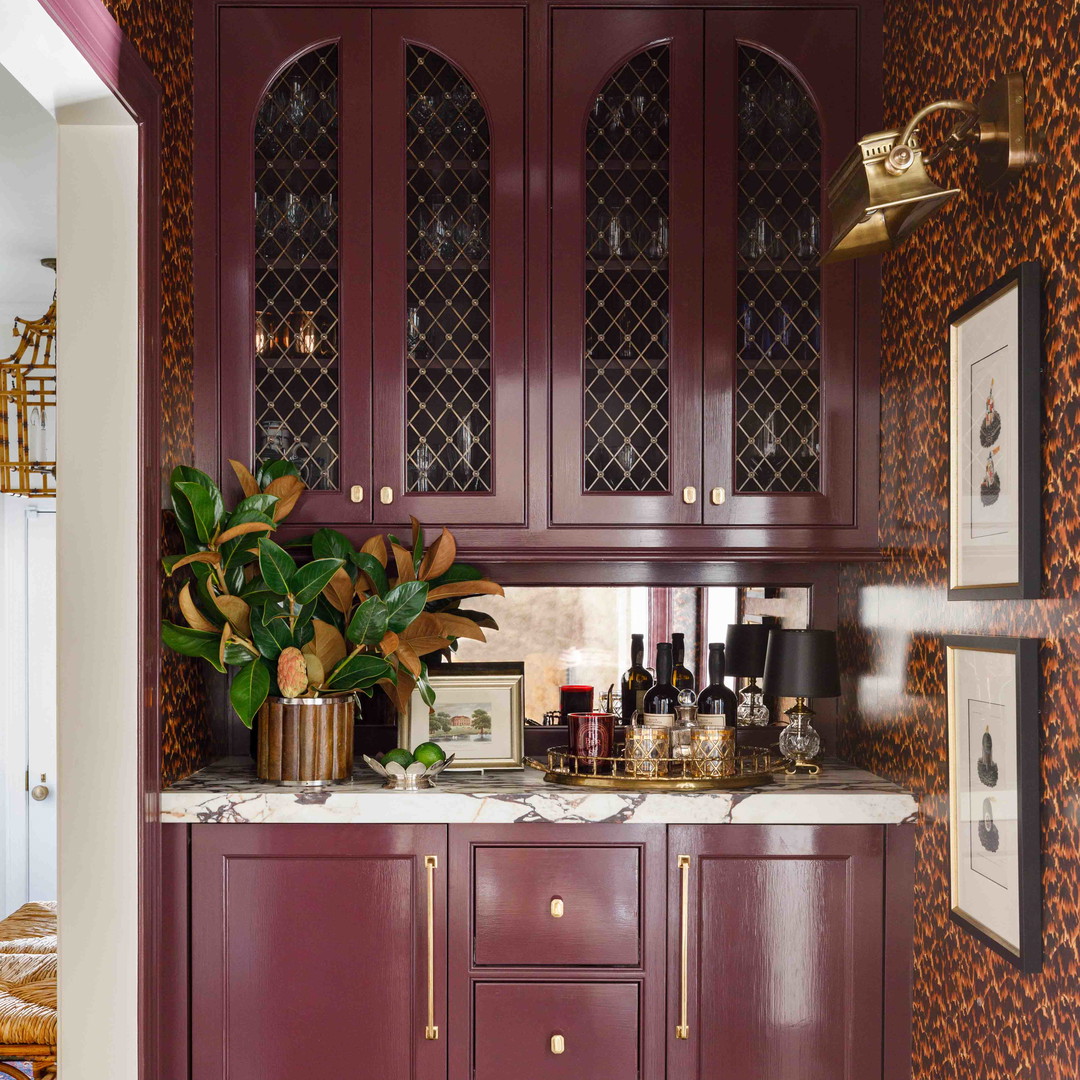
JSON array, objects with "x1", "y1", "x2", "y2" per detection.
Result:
[
  {"x1": 170, "y1": 466, "x2": 225, "y2": 544},
  {"x1": 346, "y1": 595, "x2": 389, "y2": 647},
  {"x1": 384, "y1": 579, "x2": 430, "y2": 633},
  {"x1": 291, "y1": 557, "x2": 346, "y2": 605},
  {"x1": 258, "y1": 537, "x2": 297, "y2": 595},
  {"x1": 312, "y1": 528, "x2": 356, "y2": 563},
  {"x1": 256, "y1": 458, "x2": 301, "y2": 489},
  {"x1": 238, "y1": 581, "x2": 279, "y2": 606},
  {"x1": 161, "y1": 621, "x2": 226, "y2": 673},
  {"x1": 412, "y1": 522, "x2": 424, "y2": 570},
  {"x1": 263, "y1": 596, "x2": 317, "y2": 644},
  {"x1": 230, "y1": 659, "x2": 271, "y2": 728},
  {"x1": 352, "y1": 552, "x2": 389, "y2": 597},
  {"x1": 314, "y1": 595, "x2": 346, "y2": 635},
  {"x1": 251, "y1": 603, "x2": 293, "y2": 658},
  {"x1": 222, "y1": 641, "x2": 257, "y2": 666},
  {"x1": 175, "y1": 481, "x2": 219, "y2": 546},
  {"x1": 429, "y1": 563, "x2": 483, "y2": 587},
  {"x1": 417, "y1": 663, "x2": 436, "y2": 708},
  {"x1": 325, "y1": 653, "x2": 395, "y2": 692},
  {"x1": 232, "y1": 494, "x2": 279, "y2": 518}
]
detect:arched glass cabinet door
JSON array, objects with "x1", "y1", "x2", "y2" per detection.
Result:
[
  {"x1": 703, "y1": 11, "x2": 859, "y2": 528},
  {"x1": 217, "y1": 9, "x2": 372, "y2": 523},
  {"x1": 371, "y1": 10, "x2": 525, "y2": 525},
  {"x1": 551, "y1": 11, "x2": 704, "y2": 526}
]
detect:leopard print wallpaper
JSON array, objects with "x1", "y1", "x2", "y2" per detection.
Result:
[
  {"x1": 100, "y1": 0, "x2": 213, "y2": 784},
  {"x1": 838, "y1": 0, "x2": 1080, "y2": 1076}
]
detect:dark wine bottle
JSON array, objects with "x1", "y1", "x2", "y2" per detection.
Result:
[
  {"x1": 642, "y1": 642, "x2": 678, "y2": 720},
  {"x1": 671, "y1": 632, "x2": 696, "y2": 693},
  {"x1": 697, "y1": 643, "x2": 738, "y2": 727},
  {"x1": 620, "y1": 633, "x2": 654, "y2": 723}
]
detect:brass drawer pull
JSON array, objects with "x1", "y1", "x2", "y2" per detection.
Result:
[
  {"x1": 350, "y1": 485, "x2": 364, "y2": 503},
  {"x1": 710, "y1": 486, "x2": 726, "y2": 505},
  {"x1": 550, "y1": 1034, "x2": 565, "y2": 1055},
  {"x1": 550, "y1": 897, "x2": 564, "y2": 918},
  {"x1": 676, "y1": 854, "x2": 691, "y2": 1040},
  {"x1": 682, "y1": 485, "x2": 697, "y2": 504},
  {"x1": 424, "y1": 855, "x2": 438, "y2": 1040},
  {"x1": 380, "y1": 486, "x2": 394, "y2": 505}
]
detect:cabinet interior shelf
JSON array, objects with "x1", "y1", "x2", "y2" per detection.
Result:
[{"x1": 256, "y1": 357, "x2": 338, "y2": 371}]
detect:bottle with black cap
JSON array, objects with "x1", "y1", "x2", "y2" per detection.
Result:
[
  {"x1": 642, "y1": 642, "x2": 678, "y2": 724},
  {"x1": 620, "y1": 633, "x2": 654, "y2": 723},
  {"x1": 671, "y1": 632, "x2": 696, "y2": 693},
  {"x1": 696, "y1": 643, "x2": 738, "y2": 727}
]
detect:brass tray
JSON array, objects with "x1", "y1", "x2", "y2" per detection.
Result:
[{"x1": 526, "y1": 745, "x2": 784, "y2": 793}]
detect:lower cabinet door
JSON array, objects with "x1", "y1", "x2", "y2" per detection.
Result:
[
  {"x1": 667, "y1": 825, "x2": 885, "y2": 1080},
  {"x1": 473, "y1": 982, "x2": 639, "y2": 1080},
  {"x1": 191, "y1": 824, "x2": 447, "y2": 1080}
]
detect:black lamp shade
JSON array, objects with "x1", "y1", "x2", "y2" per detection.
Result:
[
  {"x1": 724, "y1": 624, "x2": 771, "y2": 677},
  {"x1": 762, "y1": 629, "x2": 841, "y2": 699}
]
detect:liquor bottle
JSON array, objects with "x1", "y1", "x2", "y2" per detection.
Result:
[
  {"x1": 697, "y1": 643, "x2": 738, "y2": 727},
  {"x1": 671, "y1": 632, "x2": 696, "y2": 693},
  {"x1": 620, "y1": 633, "x2": 654, "y2": 723},
  {"x1": 642, "y1": 642, "x2": 678, "y2": 723}
]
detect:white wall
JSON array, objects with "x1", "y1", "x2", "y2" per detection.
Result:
[{"x1": 56, "y1": 120, "x2": 139, "y2": 1080}]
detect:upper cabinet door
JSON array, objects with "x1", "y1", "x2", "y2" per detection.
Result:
[
  {"x1": 218, "y1": 9, "x2": 373, "y2": 523},
  {"x1": 702, "y1": 11, "x2": 859, "y2": 527},
  {"x1": 551, "y1": 11, "x2": 705, "y2": 526},
  {"x1": 371, "y1": 10, "x2": 526, "y2": 525}
]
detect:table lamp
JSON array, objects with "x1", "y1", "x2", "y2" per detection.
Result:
[
  {"x1": 762, "y1": 629, "x2": 840, "y2": 774},
  {"x1": 724, "y1": 623, "x2": 772, "y2": 727}
]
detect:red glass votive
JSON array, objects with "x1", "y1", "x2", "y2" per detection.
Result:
[{"x1": 568, "y1": 711, "x2": 616, "y2": 763}]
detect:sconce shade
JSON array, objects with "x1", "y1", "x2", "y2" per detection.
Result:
[
  {"x1": 762, "y1": 629, "x2": 841, "y2": 699},
  {"x1": 820, "y1": 129, "x2": 959, "y2": 264},
  {"x1": 725, "y1": 624, "x2": 771, "y2": 677}
]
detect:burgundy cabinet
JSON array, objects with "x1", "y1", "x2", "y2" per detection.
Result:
[
  {"x1": 550, "y1": 7, "x2": 867, "y2": 530},
  {"x1": 198, "y1": 0, "x2": 881, "y2": 555},
  {"x1": 666, "y1": 825, "x2": 888, "y2": 1080},
  {"x1": 190, "y1": 825, "x2": 447, "y2": 1080},
  {"x1": 371, "y1": 10, "x2": 526, "y2": 525},
  {"x1": 216, "y1": 8, "x2": 373, "y2": 525}
]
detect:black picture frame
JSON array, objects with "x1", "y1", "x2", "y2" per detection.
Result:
[
  {"x1": 947, "y1": 261, "x2": 1041, "y2": 600},
  {"x1": 943, "y1": 634, "x2": 1041, "y2": 971}
]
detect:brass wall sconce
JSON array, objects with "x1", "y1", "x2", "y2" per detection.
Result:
[{"x1": 821, "y1": 72, "x2": 1043, "y2": 263}]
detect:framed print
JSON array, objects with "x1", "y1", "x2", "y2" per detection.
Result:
[
  {"x1": 944, "y1": 635, "x2": 1041, "y2": 970},
  {"x1": 948, "y1": 261, "x2": 1041, "y2": 600},
  {"x1": 403, "y1": 661, "x2": 524, "y2": 769}
]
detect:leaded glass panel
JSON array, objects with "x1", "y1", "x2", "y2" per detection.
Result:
[
  {"x1": 404, "y1": 47, "x2": 492, "y2": 494},
  {"x1": 253, "y1": 45, "x2": 340, "y2": 490},
  {"x1": 583, "y1": 46, "x2": 671, "y2": 493},
  {"x1": 735, "y1": 47, "x2": 822, "y2": 494}
]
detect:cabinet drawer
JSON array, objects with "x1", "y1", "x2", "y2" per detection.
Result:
[
  {"x1": 474, "y1": 982, "x2": 639, "y2": 1080},
  {"x1": 473, "y1": 845, "x2": 641, "y2": 966}
]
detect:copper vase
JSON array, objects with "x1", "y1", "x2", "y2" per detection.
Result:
[{"x1": 256, "y1": 696, "x2": 355, "y2": 784}]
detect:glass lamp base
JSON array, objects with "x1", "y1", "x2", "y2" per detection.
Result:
[
  {"x1": 778, "y1": 698, "x2": 821, "y2": 774},
  {"x1": 736, "y1": 678, "x2": 770, "y2": 727}
]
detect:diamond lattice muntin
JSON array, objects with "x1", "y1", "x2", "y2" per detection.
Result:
[
  {"x1": 404, "y1": 47, "x2": 492, "y2": 494},
  {"x1": 735, "y1": 47, "x2": 822, "y2": 494},
  {"x1": 253, "y1": 45, "x2": 340, "y2": 490},
  {"x1": 583, "y1": 46, "x2": 671, "y2": 493}
]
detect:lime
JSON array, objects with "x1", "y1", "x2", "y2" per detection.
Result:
[
  {"x1": 381, "y1": 747, "x2": 415, "y2": 769},
  {"x1": 413, "y1": 742, "x2": 447, "y2": 768}
]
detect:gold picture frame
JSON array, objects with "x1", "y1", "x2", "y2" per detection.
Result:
[{"x1": 402, "y1": 662, "x2": 524, "y2": 770}]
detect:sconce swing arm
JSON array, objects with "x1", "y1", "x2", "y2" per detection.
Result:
[{"x1": 885, "y1": 99, "x2": 979, "y2": 174}]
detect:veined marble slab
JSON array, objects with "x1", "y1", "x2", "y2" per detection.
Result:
[{"x1": 161, "y1": 757, "x2": 918, "y2": 825}]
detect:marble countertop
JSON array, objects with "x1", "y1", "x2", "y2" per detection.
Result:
[{"x1": 161, "y1": 757, "x2": 918, "y2": 825}]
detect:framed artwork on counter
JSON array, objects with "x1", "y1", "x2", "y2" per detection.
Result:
[
  {"x1": 947, "y1": 261, "x2": 1041, "y2": 600},
  {"x1": 403, "y1": 661, "x2": 524, "y2": 769},
  {"x1": 944, "y1": 635, "x2": 1041, "y2": 971}
]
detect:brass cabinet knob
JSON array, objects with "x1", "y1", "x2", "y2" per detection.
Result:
[
  {"x1": 710, "y1": 486, "x2": 726, "y2": 505},
  {"x1": 380, "y1": 486, "x2": 394, "y2": 505},
  {"x1": 550, "y1": 897, "x2": 564, "y2": 918},
  {"x1": 682, "y1": 486, "x2": 697, "y2": 504},
  {"x1": 350, "y1": 485, "x2": 364, "y2": 503},
  {"x1": 550, "y1": 1034, "x2": 565, "y2": 1055}
]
